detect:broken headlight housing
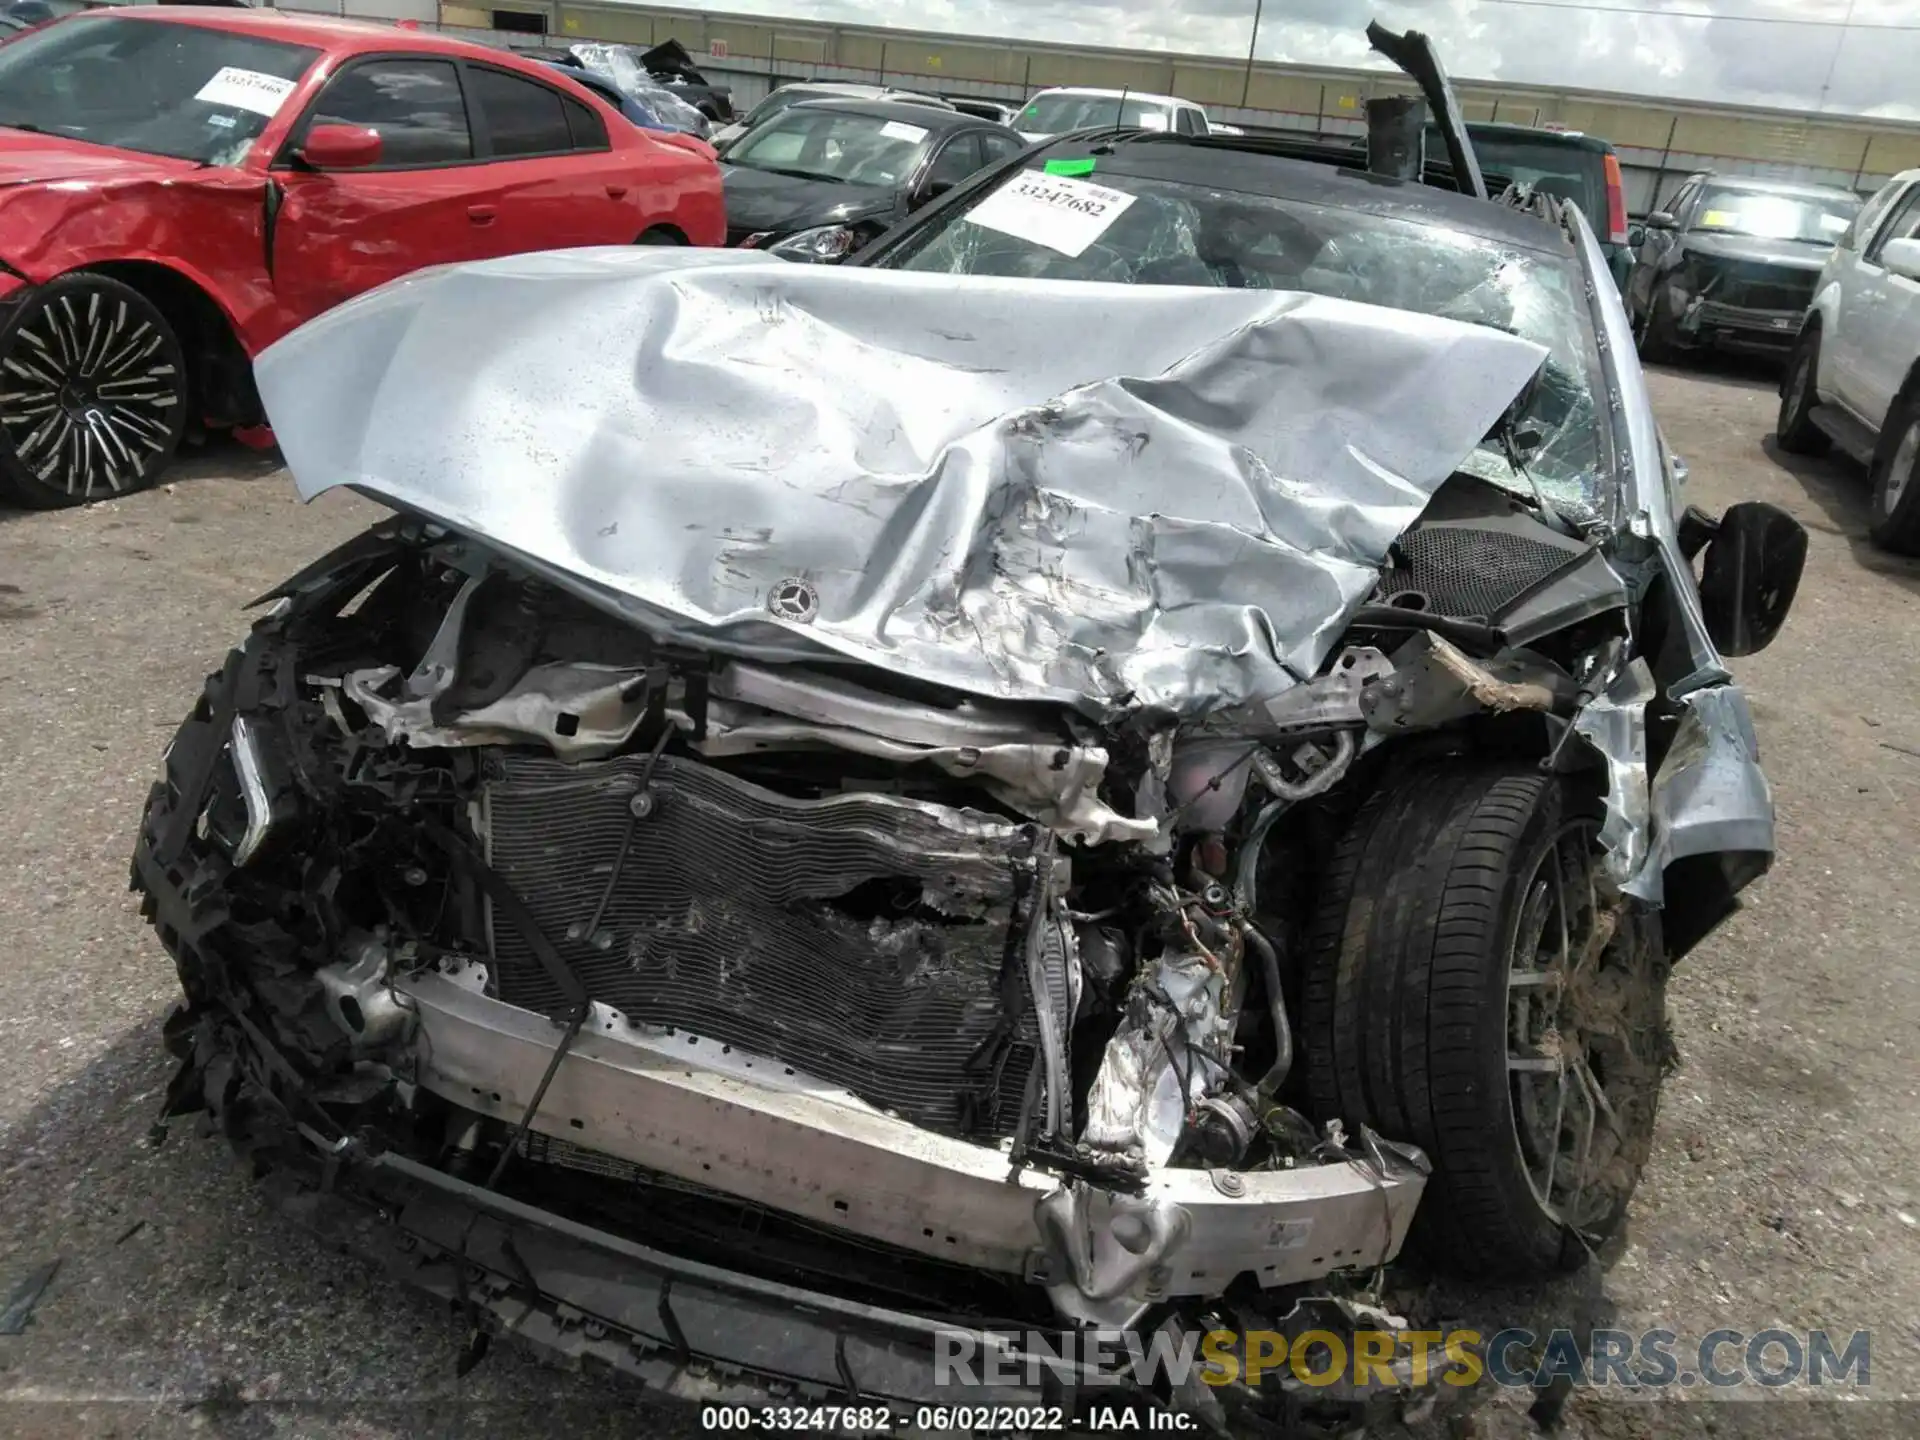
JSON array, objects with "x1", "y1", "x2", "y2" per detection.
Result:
[{"x1": 766, "y1": 224, "x2": 862, "y2": 264}]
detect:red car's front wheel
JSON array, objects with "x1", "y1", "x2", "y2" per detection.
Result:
[{"x1": 0, "y1": 274, "x2": 188, "y2": 509}]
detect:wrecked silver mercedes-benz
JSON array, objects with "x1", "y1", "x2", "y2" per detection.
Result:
[{"x1": 132, "y1": 108, "x2": 1806, "y2": 1428}]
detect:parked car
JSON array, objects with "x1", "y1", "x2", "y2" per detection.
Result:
[
  {"x1": 1625, "y1": 171, "x2": 1860, "y2": 363},
  {"x1": 5, "y1": 0, "x2": 90, "y2": 25},
  {"x1": 532, "y1": 58, "x2": 671, "y2": 133},
  {"x1": 710, "y1": 81, "x2": 953, "y2": 150},
  {"x1": 943, "y1": 95, "x2": 1017, "y2": 125},
  {"x1": 523, "y1": 44, "x2": 710, "y2": 136},
  {"x1": 618, "y1": 37, "x2": 733, "y2": 122},
  {"x1": 563, "y1": 41, "x2": 718, "y2": 136},
  {"x1": 1778, "y1": 166, "x2": 1920, "y2": 552},
  {"x1": 0, "y1": 7, "x2": 723, "y2": 508},
  {"x1": 132, "y1": 24, "x2": 1802, "y2": 1425},
  {"x1": 1013, "y1": 86, "x2": 1211, "y2": 141},
  {"x1": 1460, "y1": 123, "x2": 1632, "y2": 286},
  {"x1": 720, "y1": 98, "x2": 1023, "y2": 259}
]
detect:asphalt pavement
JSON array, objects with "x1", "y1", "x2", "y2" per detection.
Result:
[{"x1": 2, "y1": 360, "x2": 1918, "y2": 1439}]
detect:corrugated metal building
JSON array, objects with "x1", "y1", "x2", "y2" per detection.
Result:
[{"x1": 286, "y1": 0, "x2": 1920, "y2": 210}]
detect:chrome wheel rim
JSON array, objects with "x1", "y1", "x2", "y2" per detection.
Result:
[
  {"x1": 1884, "y1": 419, "x2": 1920, "y2": 517},
  {"x1": 1506, "y1": 821, "x2": 1665, "y2": 1236},
  {"x1": 0, "y1": 290, "x2": 180, "y2": 497}
]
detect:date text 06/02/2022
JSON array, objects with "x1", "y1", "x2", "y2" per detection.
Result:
[{"x1": 698, "y1": 1405, "x2": 1197, "y2": 1432}]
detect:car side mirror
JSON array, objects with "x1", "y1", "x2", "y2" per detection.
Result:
[
  {"x1": 298, "y1": 124, "x2": 383, "y2": 171},
  {"x1": 1627, "y1": 222, "x2": 1647, "y2": 248},
  {"x1": 1646, "y1": 211, "x2": 1676, "y2": 231},
  {"x1": 1698, "y1": 501, "x2": 1808, "y2": 657},
  {"x1": 1881, "y1": 237, "x2": 1920, "y2": 283},
  {"x1": 916, "y1": 176, "x2": 959, "y2": 207}
]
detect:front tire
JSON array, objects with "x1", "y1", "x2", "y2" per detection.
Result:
[
  {"x1": 1869, "y1": 393, "x2": 1920, "y2": 555},
  {"x1": 1302, "y1": 764, "x2": 1669, "y2": 1279},
  {"x1": 1776, "y1": 330, "x2": 1831, "y2": 456},
  {"x1": 0, "y1": 273, "x2": 187, "y2": 508}
]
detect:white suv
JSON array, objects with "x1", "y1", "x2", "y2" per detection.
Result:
[
  {"x1": 1013, "y1": 87, "x2": 1211, "y2": 141},
  {"x1": 1777, "y1": 167, "x2": 1920, "y2": 552}
]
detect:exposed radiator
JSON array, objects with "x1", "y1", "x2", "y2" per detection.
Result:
[{"x1": 477, "y1": 751, "x2": 1045, "y2": 1139}]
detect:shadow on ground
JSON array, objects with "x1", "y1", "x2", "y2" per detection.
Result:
[
  {"x1": 0, "y1": 439, "x2": 283, "y2": 527},
  {"x1": 1643, "y1": 348, "x2": 1785, "y2": 396},
  {"x1": 1758, "y1": 434, "x2": 1920, "y2": 600}
]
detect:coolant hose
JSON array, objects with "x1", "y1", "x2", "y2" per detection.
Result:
[{"x1": 1239, "y1": 920, "x2": 1292, "y2": 1097}]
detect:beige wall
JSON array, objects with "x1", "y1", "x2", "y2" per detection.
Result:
[{"x1": 533, "y1": 2, "x2": 1920, "y2": 182}]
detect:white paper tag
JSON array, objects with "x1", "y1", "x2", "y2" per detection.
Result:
[
  {"x1": 963, "y1": 171, "x2": 1137, "y2": 257},
  {"x1": 194, "y1": 67, "x2": 296, "y2": 118},
  {"x1": 879, "y1": 120, "x2": 928, "y2": 143},
  {"x1": 1138, "y1": 111, "x2": 1170, "y2": 131}
]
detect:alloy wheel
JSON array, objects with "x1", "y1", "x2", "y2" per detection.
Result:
[
  {"x1": 0, "y1": 286, "x2": 184, "y2": 501},
  {"x1": 1505, "y1": 821, "x2": 1666, "y2": 1238}
]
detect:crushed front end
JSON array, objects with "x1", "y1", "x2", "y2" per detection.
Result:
[
  {"x1": 131, "y1": 240, "x2": 1792, "y2": 1425},
  {"x1": 134, "y1": 523, "x2": 1433, "y2": 1418}
]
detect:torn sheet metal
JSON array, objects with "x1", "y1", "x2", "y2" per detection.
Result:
[
  {"x1": 344, "y1": 661, "x2": 650, "y2": 760},
  {"x1": 1566, "y1": 207, "x2": 1776, "y2": 888},
  {"x1": 1573, "y1": 658, "x2": 1656, "y2": 888},
  {"x1": 256, "y1": 249, "x2": 1548, "y2": 720},
  {"x1": 696, "y1": 700, "x2": 1155, "y2": 845},
  {"x1": 1360, "y1": 631, "x2": 1573, "y2": 734},
  {"x1": 1628, "y1": 683, "x2": 1773, "y2": 902}
]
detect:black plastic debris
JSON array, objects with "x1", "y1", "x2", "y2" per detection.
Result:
[{"x1": 0, "y1": 1258, "x2": 61, "y2": 1335}]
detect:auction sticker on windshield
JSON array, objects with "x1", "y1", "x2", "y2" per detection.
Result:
[
  {"x1": 194, "y1": 67, "x2": 297, "y2": 118},
  {"x1": 964, "y1": 171, "x2": 1137, "y2": 257},
  {"x1": 880, "y1": 120, "x2": 929, "y2": 143}
]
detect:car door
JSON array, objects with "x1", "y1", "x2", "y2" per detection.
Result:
[
  {"x1": 461, "y1": 61, "x2": 638, "y2": 251},
  {"x1": 914, "y1": 130, "x2": 983, "y2": 207},
  {"x1": 269, "y1": 55, "x2": 489, "y2": 322},
  {"x1": 1826, "y1": 179, "x2": 1913, "y2": 420},
  {"x1": 1838, "y1": 184, "x2": 1920, "y2": 427},
  {"x1": 979, "y1": 130, "x2": 1025, "y2": 168}
]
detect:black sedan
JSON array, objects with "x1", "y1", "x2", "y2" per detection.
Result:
[{"x1": 721, "y1": 98, "x2": 1025, "y2": 261}]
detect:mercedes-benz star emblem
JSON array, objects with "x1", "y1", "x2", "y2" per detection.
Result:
[{"x1": 767, "y1": 577, "x2": 819, "y2": 623}]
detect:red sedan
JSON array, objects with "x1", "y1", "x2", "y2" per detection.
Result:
[{"x1": 0, "y1": 7, "x2": 725, "y2": 506}]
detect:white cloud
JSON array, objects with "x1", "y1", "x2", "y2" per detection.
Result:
[{"x1": 698, "y1": 0, "x2": 1920, "y2": 119}]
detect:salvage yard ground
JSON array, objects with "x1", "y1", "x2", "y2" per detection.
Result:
[{"x1": 1, "y1": 363, "x2": 1918, "y2": 1439}]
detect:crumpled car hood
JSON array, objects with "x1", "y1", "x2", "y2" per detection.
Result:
[
  {"x1": 0, "y1": 135, "x2": 191, "y2": 191},
  {"x1": 256, "y1": 248, "x2": 1548, "y2": 719}
]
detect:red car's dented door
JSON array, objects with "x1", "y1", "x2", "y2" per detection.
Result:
[
  {"x1": 269, "y1": 164, "x2": 496, "y2": 318},
  {"x1": 266, "y1": 54, "x2": 497, "y2": 320}
]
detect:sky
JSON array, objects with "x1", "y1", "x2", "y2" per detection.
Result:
[{"x1": 695, "y1": 1, "x2": 1920, "y2": 120}]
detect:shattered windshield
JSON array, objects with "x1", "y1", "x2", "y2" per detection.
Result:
[
  {"x1": 872, "y1": 166, "x2": 1607, "y2": 514},
  {"x1": 1018, "y1": 94, "x2": 1174, "y2": 134},
  {"x1": 727, "y1": 106, "x2": 932, "y2": 187},
  {"x1": 1693, "y1": 187, "x2": 1859, "y2": 245}
]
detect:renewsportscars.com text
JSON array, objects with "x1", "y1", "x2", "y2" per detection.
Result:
[{"x1": 933, "y1": 1326, "x2": 1871, "y2": 1392}]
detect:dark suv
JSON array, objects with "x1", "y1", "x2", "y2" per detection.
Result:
[
  {"x1": 1456, "y1": 123, "x2": 1633, "y2": 286},
  {"x1": 1626, "y1": 171, "x2": 1861, "y2": 362}
]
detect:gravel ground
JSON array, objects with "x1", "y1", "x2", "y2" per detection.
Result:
[{"x1": 2, "y1": 361, "x2": 1918, "y2": 1439}]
